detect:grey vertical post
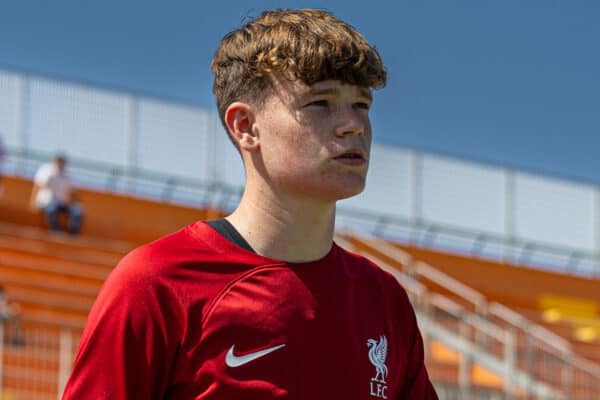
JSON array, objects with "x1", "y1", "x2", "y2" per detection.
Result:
[
  {"x1": 125, "y1": 95, "x2": 139, "y2": 193},
  {"x1": 504, "y1": 169, "x2": 516, "y2": 263},
  {"x1": 504, "y1": 329, "x2": 516, "y2": 395},
  {"x1": 410, "y1": 151, "x2": 423, "y2": 245},
  {"x1": 57, "y1": 328, "x2": 73, "y2": 399},
  {"x1": 458, "y1": 318, "x2": 472, "y2": 396},
  {"x1": 15, "y1": 73, "x2": 29, "y2": 174}
]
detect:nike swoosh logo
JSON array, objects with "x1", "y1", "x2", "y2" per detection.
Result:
[{"x1": 225, "y1": 343, "x2": 286, "y2": 368}]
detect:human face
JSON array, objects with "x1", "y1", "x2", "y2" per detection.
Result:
[{"x1": 252, "y1": 79, "x2": 372, "y2": 202}]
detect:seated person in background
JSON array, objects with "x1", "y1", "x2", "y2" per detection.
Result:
[
  {"x1": 0, "y1": 284, "x2": 18, "y2": 322},
  {"x1": 30, "y1": 154, "x2": 84, "y2": 234},
  {"x1": 0, "y1": 284, "x2": 24, "y2": 346}
]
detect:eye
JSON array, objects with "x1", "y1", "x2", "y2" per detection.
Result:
[
  {"x1": 354, "y1": 102, "x2": 371, "y2": 110},
  {"x1": 306, "y1": 99, "x2": 329, "y2": 107}
]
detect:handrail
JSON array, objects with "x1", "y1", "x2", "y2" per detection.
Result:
[
  {"x1": 345, "y1": 250, "x2": 428, "y2": 302},
  {"x1": 414, "y1": 260, "x2": 487, "y2": 313},
  {"x1": 339, "y1": 231, "x2": 600, "y2": 397},
  {"x1": 341, "y1": 238, "x2": 430, "y2": 313},
  {"x1": 427, "y1": 292, "x2": 466, "y2": 317},
  {"x1": 336, "y1": 234, "x2": 564, "y2": 399},
  {"x1": 359, "y1": 236, "x2": 414, "y2": 266},
  {"x1": 488, "y1": 302, "x2": 571, "y2": 354},
  {"x1": 347, "y1": 234, "x2": 489, "y2": 312},
  {"x1": 418, "y1": 315, "x2": 563, "y2": 399},
  {"x1": 342, "y1": 234, "x2": 566, "y2": 397},
  {"x1": 353, "y1": 232, "x2": 593, "y2": 370}
]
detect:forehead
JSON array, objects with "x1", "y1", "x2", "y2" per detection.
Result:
[{"x1": 267, "y1": 79, "x2": 372, "y2": 104}]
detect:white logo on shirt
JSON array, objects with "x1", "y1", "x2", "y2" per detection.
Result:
[
  {"x1": 368, "y1": 335, "x2": 388, "y2": 399},
  {"x1": 225, "y1": 344, "x2": 286, "y2": 368}
]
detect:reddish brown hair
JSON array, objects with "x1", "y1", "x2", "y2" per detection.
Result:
[{"x1": 211, "y1": 8, "x2": 387, "y2": 125}]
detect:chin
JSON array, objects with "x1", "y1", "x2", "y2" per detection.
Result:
[
  {"x1": 283, "y1": 171, "x2": 367, "y2": 201},
  {"x1": 318, "y1": 180, "x2": 366, "y2": 201},
  {"x1": 332, "y1": 187, "x2": 365, "y2": 201}
]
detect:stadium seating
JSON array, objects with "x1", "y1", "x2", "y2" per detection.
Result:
[
  {"x1": 1, "y1": 173, "x2": 599, "y2": 399},
  {"x1": 0, "y1": 176, "x2": 224, "y2": 399},
  {"x1": 0, "y1": 175, "x2": 225, "y2": 244}
]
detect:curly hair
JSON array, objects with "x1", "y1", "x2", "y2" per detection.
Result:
[{"x1": 211, "y1": 8, "x2": 387, "y2": 126}]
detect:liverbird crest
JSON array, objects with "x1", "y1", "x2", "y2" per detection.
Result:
[{"x1": 367, "y1": 335, "x2": 388, "y2": 384}]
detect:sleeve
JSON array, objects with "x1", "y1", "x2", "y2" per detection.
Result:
[
  {"x1": 62, "y1": 249, "x2": 183, "y2": 400},
  {"x1": 396, "y1": 284, "x2": 439, "y2": 400}
]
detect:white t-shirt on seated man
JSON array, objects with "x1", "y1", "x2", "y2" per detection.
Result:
[
  {"x1": 31, "y1": 155, "x2": 83, "y2": 234},
  {"x1": 33, "y1": 161, "x2": 73, "y2": 208}
]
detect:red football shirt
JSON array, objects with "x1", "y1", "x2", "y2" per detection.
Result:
[{"x1": 63, "y1": 221, "x2": 437, "y2": 399}]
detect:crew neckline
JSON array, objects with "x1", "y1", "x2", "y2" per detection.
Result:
[{"x1": 189, "y1": 220, "x2": 339, "y2": 267}]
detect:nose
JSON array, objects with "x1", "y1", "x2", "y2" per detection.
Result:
[{"x1": 335, "y1": 107, "x2": 366, "y2": 137}]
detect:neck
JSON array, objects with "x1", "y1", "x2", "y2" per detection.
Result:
[{"x1": 226, "y1": 187, "x2": 336, "y2": 263}]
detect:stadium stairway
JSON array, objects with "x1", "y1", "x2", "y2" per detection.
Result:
[{"x1": 338, "y1": 233, "x2": 600, "y2": 399}]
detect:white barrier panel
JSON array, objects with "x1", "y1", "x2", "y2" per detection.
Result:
[
  {"x1": 421, "y1": 154, "x2": 506, "y2": 235},
  {"x1": 27, "y1": 77, "x2": 130, "y2": 165},
  {"x1": 515, "y1": 173, "x2": 595, "y2": 251},
  {"x1": 138, "y1": 98, "x2": 210, "y2": 180},
  {"x1": 342, "y1": 144, "x2": 414, "y2": 217},
  {"x1": 0, "y1": 70, "x2": 21, "y2": 147},
  {"x1": 210, "y1": 112, "x2": 246, "y2": 188}
]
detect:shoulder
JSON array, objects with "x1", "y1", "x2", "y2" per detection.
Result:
[
  {"x1": 94, "y1": 220, "x2": 273, "y2": 327},
  {"x1": 107, "y1": 221, "x2": 265, "y2": 295},
  {"x1": 34, "y1": 163, "x2": 55, "y2": 181},
  {"x1": 336, "y1": 244, "x2": 413, "y2": 304},
  {"x1": 337, "y1": 245, "x2": 393, "y2": 280},
  {"x1": 113, "y1": 222, "x2": 217, "y2": 282},
  {"x1": 91, "y1": 223, "x2": 225, "y2": 325}
]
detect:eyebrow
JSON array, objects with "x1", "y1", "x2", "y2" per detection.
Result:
[{"x1": 309, "y1": 87, "x2": 373, "y2": 101}]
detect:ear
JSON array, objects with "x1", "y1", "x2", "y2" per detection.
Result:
[{"x1": 224, "y1": 102, "x2": 260, "y2": 151}]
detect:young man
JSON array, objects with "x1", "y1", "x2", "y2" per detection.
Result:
[{"x1": 63, "y1": 9, "x2": 438, "y2": 399}]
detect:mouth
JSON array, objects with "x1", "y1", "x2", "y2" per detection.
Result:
[
  {"x1": 333, "y1": 149, "x2": 367, "y2": 161},
  {"x1": 333, "y1": 149, "x2": 367, "y2": 166}
]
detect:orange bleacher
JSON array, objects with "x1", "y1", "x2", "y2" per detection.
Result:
[
  {"x1": 396, "y1": 242, "x2": 600, "y2": 364},
  {"x1": 0, "y1": 175, "x2": 225, "y2": 399},
  {"x1": 0, "y1": 175, "x2": 224, "y2": 244},
  {"x1": 2, "y1": 173, "x2": 600, "y2": 399}
]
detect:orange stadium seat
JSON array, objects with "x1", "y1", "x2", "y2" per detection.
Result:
[{"x1": 0, "y1": 175, "x2": 225, "y2": 244}]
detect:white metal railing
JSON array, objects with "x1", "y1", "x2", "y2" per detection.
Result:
[{"x1": 339, "y1": 233, "x2": 600, "y2": 399}]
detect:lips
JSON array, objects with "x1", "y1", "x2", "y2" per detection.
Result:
[
  {"x1": 333, "y1": 149, "x2": 367, "y2": 161},
  {"x1": 333, "y1": 149, "x2": 367, "y2": 166}
]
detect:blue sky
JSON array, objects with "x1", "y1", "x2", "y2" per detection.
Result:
[{"x1": 0, "y1": 0, "x2": 598, "y2": 185}]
